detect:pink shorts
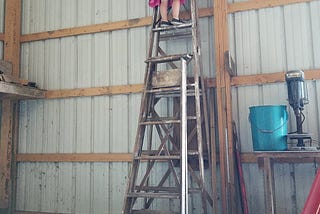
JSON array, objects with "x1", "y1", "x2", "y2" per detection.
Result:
[{"x1": 149, "y1": 0, "x2": 186, "y2": 8}]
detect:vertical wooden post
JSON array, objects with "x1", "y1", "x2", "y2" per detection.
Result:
[
  {"x1": 0, "y1": 0, "x2": 21, "y2": 210},
  {"x1": 0, "y1": 101, "x2": 13, "y2": 208},
  {"x1": 213, "y1": 0, "x2": 236, "y2": 213},
  {"x1": 264, "y1": 157, "x2": 275, "y2": 214},
  {"x1": 4, "y1": 0, "x2": 21, "y2": 77}
]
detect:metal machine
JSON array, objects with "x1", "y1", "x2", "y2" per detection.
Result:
[{"x1": 285, "y1": 70, "x2": 311, "y2": 147}]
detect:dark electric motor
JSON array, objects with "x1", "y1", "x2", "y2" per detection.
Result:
[
  {"x1": 285, "y1": 70, "x2": 310, "y2": 147},
  {"x1": 285, "y1": 70, "x2": 308, "y2": 111}
]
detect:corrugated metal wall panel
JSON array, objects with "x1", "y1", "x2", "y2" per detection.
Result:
[
  {"x1": 0, "y1": 42, "x2": 3, "y2": 59},
  {"x1": 17, "y1": 0, "x2": 190, "y2": 213},
  {"x1": 0, "y1": 0, "x2": 4, "y2": 33},
  {"x1": 230, "y1": 2, "x2": 320, "y2": 213},
  {"x1": 311, "y1": 1, "x2": 320, "y2": 68}
]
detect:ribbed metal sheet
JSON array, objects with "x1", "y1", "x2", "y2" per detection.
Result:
[
  {"x1": 17, "y1": 0, "x2": 214, "y2": 213},
  {"x1": 230, "y1": 2, "x2": 320, "y2": 213},
  {"x1": 0, "y1": 42, "x2": 3, "y2": 59},
  {"x1": 16, "y1": 0, "x2": 320, "y2": 213},
  {"x1": 0, "y1": 0, "x2": 4, "y2": 33},
  {"x1": 0, "y1": 0, "x2": 3, "y2": 57}
]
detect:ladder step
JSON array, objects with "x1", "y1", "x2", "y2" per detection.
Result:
[
  {"x1": 135, "y1": 186, "x2": 179, "y2": 193},
  {"x1": 135, "y1": 155, "x2": 181, "y2": 160},
  {"x1": 132, "y1": 209, "x2": 179, "y2": 214},
  {"x1": 139, "y1": 119, "x2": 180, "y2": 125},
  {"x1": 152, "y1": 22, "x2": 192, "y2": 32},
  {"x1": 146, "y1": 87, "x2": 201, "y2": 98},
  {"x1": 140, "y1": 150, "x2": 199, "y2": 156},
  {"x1": 127, "y1": 192, "x2": 180, "y2": 199},
  {"x1": 160, "y1": 31, "x2": 192, "y2": 41},
  {"x1": 134, "y1": 186, "x2": 202, "y2": 194},
  {"x1": 139, "y1": 115, "x2": 197, "y2": 126},
  {"x1": 145, "y1": 54, "x2": 192, "y2": 63}
]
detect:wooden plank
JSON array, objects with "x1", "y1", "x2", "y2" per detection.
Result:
[
  {"x1": 0, "y1": 101, "x2": 13, "y2": 208},
  {"x1": 241, "y1": 152, "x2": 320, "y2": 163},
  {"x1": 228, "y1": 0, "x2": 313, "y2": 14},
  {"x1": 40, "y1": 69, "x2": 320, "y2": 100},
  {"x1": 1, "y1": 0, "x2": 21, "y2": 210},
  {"x1": 0, "y1": 60, "x2": 13, "y2": 74},
  {"x1": 225, "y1": 70, "x2": 237, "y2": 213},
  {"x1": 20, "y1": 8, "x2": 214, "y2": 43},
  {"x1": 213, "y1": 0, "x2": 229, "y2": 212},
  {"x1": 263, "y1": 157, "x2": 275, "y2": 214},
  {"x1": 231, "y1": 69, "x2": 320, "y2": 87},
  {"x1": 16, "y1": 153, "x2": 132, "y2": 162},
  {"x1": 15, "y1": 212, "x2": 61, "y2": 214},
  {"x1": 45, "y1": 84, "x2": 143, "y2": 99},
  {"x1": 256, "y1": 151, "x2": 320, "y2": 159},
  {"x1": 14, "y1": 152, "x2": 320, "y2": 163},
  {"x1": 208, "y1": 89, "x2": 219, "y2": 213},
  {"x1": 4, "y1": 0, "x2": 21, "y2": 78},
  {"x1": 0, "y1": 81, "x2": 45, "y2": 99},
  {"x1": 11, "y1": 102, "x2": 19, "y2": 214}
]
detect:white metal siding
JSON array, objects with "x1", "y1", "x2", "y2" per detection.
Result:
[
  {"x1": 230, "y1": 2, "x2": 320, "y2": 213},
  {"x1": 0, "y1": 0, "x2": 3, "y2": 57},
  {"x1": 0, "y1": 0, "x2": 4, "y2": 33},
  {"x1": 17, "y1": 0, "x2": 214, "y2": 213}
]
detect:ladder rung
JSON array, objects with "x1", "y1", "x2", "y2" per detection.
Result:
[
  {"x1": 132, "y1": 209, "x2": 179, "y2": 214},
  {"x1": 146, "y1": 86, "x2": 181, "y2": 93},
  {"x1": 135, "y1": 155, "x2": 181, "y2": 160},
  {"x1": 140, "y1": 150, "x2": 199, "y2": 156},
  {"x1": 145, "y1": 54, "x2": 192, "y2": 63},
  {"x1": 139, "y1": 119, "x2": 180, "y2": 125},
  {"x1": 189, "y1": 188, "x2": 202, "y2": 193},
  {"x1": 147, "y1": 88, "x2": 202, "y2": 98},
  {"x1": 187, "y1": 116, "x2": 197, "y2": 120},
  {"x1": 127, "y1": 192, "x2": 180, "y2": 199},
  {"x1": 187, "y1": 83, "x2": 196, "y2": 87},
  {"x1": 159, "y1": 31, "x2": 192, "y2": 41},
  {"x1": 152, "y1": 23, "x2": 192, "y2": 32},
  {"x1": 134, "y1": 187, "x2": 201, "y2": 194},
  {"x1": 135, "y1": 186, "x2": 179, "y2": 193}
]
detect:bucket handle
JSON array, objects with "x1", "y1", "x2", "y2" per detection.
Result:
[{"x1": 249, "y1": 112, "x2": 288, "y2": 133}]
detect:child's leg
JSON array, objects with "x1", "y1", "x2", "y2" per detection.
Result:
[
  {"x1": 160, "y1": 0, "x2": 169, "y2": 21},
  {"x1": 172, "y1": 0, "x2": 180, "y2": 19}
]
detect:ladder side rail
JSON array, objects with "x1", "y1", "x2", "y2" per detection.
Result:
[
  {"x1": 190, "y1": 0, "x2": 208, "y2": 212},
  {"x1": 181, "y1": 57, "x2": 188, "y2": 214},
  {"x1": 122, "y1": 6, "x2": 160, "y2": 213}
]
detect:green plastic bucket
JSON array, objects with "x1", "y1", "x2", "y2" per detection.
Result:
[{"x1": 249, "y1": 105, "x2": 288, "y2": 151}]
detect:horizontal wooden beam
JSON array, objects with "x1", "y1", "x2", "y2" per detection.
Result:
[
  {"x1": 17, "y1": 153, "x2": 132, "y2": 162},
  {"x1": 0, "y1": 81, "x2": 45, "y2": 99},
  {"x1": 42, "y1": 69, "x2": 320, "y2": 99},
  {"x1": 231, "y1": 69, "x2": 320, "y2": 87},
  {"x1": 20, "y1": 8, "x2": 214, "y2": 43},
  {"x1": 242, "y1": 152, "x2": 320, "y2": 163},
  {"x1": 45, "y1": 84, "x2": 144, "y2": 99},
  {"x1": 15, "y1": 212, "x2": 58, "y2": 214},
  {"x1": 228, "y1": 0, "x2": 313, "y2": 14},
  {"x1": 16, "y1": 152, "x2": 320, "y2": 164}
]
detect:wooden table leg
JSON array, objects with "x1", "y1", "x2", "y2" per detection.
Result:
[{"x1": 264, "y1": 157, "x2": 275, "y2": 214}]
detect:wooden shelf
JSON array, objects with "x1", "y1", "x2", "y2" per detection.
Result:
[
  {"x1": 253, "y1": 151, "x2": 320, "y2": 213},
  {"x1": 0, "y1": 81, "x2": 45, "y2": 100},
  {"x1": 241, "y1": 151, "x2": 320, "y2": 163}
]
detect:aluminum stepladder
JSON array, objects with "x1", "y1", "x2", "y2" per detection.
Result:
[{"x1": 122, "y1": 0, "x2": 213, "y2": 213}]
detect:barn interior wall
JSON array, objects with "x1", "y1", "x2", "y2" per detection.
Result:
[
  {"x1": 229, "y1": 1, "x2": 320, "y2": 213},
  {"x1": 0, "y1": 0, "x2": 318, "y2": 213},
  {"x1": 16, "y1": 0, "x2": 215, "y2": 213}
]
